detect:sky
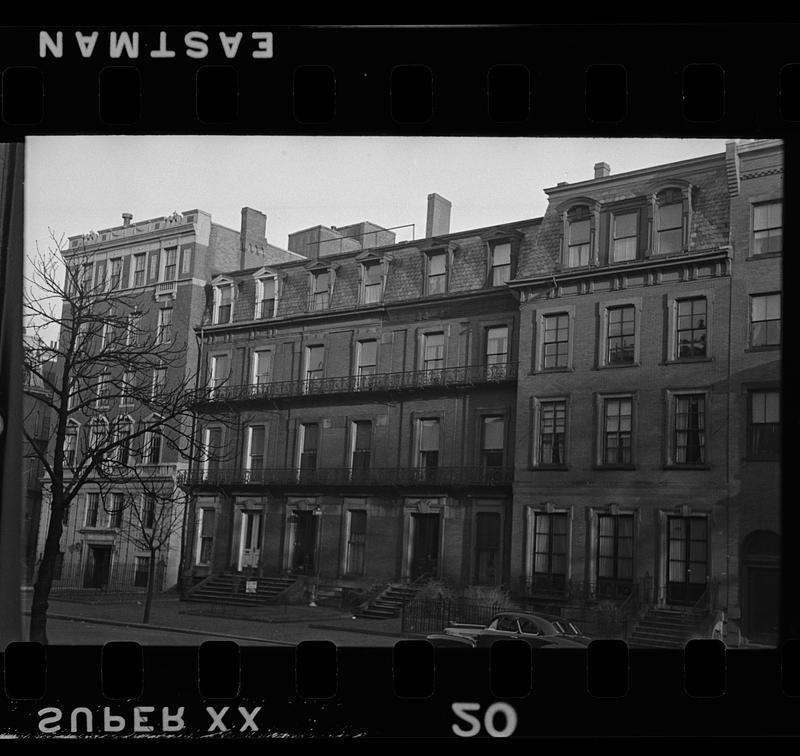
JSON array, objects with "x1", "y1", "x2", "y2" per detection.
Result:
[{"x1": 25, "y1": 135, "x2": 734, "y2": 259}]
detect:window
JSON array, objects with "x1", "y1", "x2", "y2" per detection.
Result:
[
  {"x1": 203, "y1": 427, "x2": 222, "y2": 479},
  {"x1": 481, "y1": 416, "x2": 505, "y2": 469},
  {"x1": 417, "y1": 418, "x2": 440, "y2": 471},
  {"x1": 422, "y1": 332, "x2": 444, "y2": 372},
  {"x1": 86, "y1": 493, "x2": 100, "y2": 527},
  {"x1": 351, "y1": 421, "x2": 372, "y2": 472},
  {"x1": 474, "y1": 512, "x2": 501, "y2": 585},
  {"x1": 537, "y1": 399, "x2": 566, "y2": 466},
  {"x1": 134, "y1": 556, "x2": 150, "y2": 587},
  {"x1": 64, "y1": 426, "x2": 77, "y2": 468},
  {"x1": 612, "y1": 212, "x2": 638, "y2": 262},
  {"x1": 256, "y1": 277, "x2": 277, "y2": 319},
  {"x1": 82, "y1": 262, "x2": 93, "y2": 291},
  {"x1": 163, "y1": 247, "x2": 177, "y2": 280},
  {"x1": 252, "y1": 350, "x2": 272, "y2": 387},
  {"x1": 596, "y1": 514, "x2": 634, "y2": 599},
  {"x1": 346, "y1": 510, "x2": 367, "y2": 576},
  {"x1": 100, "y1": 320, "x2": 111, "y2": 351},
  {"x1": 94, "y1": 260, "x2": 107, "y2": 292},
  {"x1": 109, "y1": 493, "x2": 124, "y2": 528},
  {"x1": 180, "y1": 247, "x2": 192, "y2": 277},
  {"x1": 566, "y1": 207, "x2": 591, "y2": 267},
  {"x1": 141, "y1": 495, "x2": 156, "y2": 529},
  {"x1": 120, "y1": 371, "x2": 134, "y2": 407},
  {"x1": 197, "y1": 509, "x2": 215, "y2": 564},
  {"x1": 132, "y1": 254, "x2": 146, "y2": 287},
  {"x1": 215, "y1": 284, "x2": 233, "y2": 324},
  {"x1": 157, "y1": 307, "x2": 173, "y2": 345},
  {"x1": 750, "y1": 293, "x2": 781, "y2": 348},
  {"x1": 486, "y1": 326, "x2": 508, "y2": 366},
  {"x1": 656, "y1": 191, "x2": 683, "y2": 254},
  {"x1": 246, "y1": 426, "x2": 266, "y2": 480},
  {"x1": 606, "y1": 305, "x2": 636, "y2": 365},
  {"x1": 748, "y1": 390, "x2": 780, "y2": 459},
  {"x1": 427, "y1": 252, "x2": 447, "y2": 295},
  {"x1": 673, "y1": 394, "x2": 706, "y2": 465},
  {"x1": 109, "y1": 258, "x2": 122, "y2": 290},
  {"x1": 127, "y1": 312, "x2": 141, "y2": 347},
  {"x1": 89, "y1": 418, "x2": 109, "y2": 461},
  {"x1": 357, "y1": 340, "x2": 377, "y2": 383},
  {"x1": 676, "y1": 298, "x2": 707, "y2": 358},
  {"x1": 209, "y1": 354, "x2": 229, "y2": 397},
  {"x1": 753, "y1": 200, "x2": 782, "y2": 255},
  {"x1": 151, "y1": 367, "x2": 167, "y2": 399},
  {"x1": 602, "y1": 397, "x2": 633, "y2": 465},
  {"x1": 148, "y1": 252, "x2": 160, "y2": 281},
  {"x1": 542, "y1": 313, "x2": 569, "y2": 369},
  {"x1": 116, "y1": 417, "x2": 133, "y2": 466},
  {"x1": 144, "y1": 430, "x2": 162, "y2": 465},
  {"x1": 530, "y1": 512, "x2": 568, "y2": 591},
  {"x1": 312, "y1": 271, "x2": 330, "y2": 310},
  {"x1": 299, "y1": 423, "x2": 319, "y2": 473},
  {"x1": 305, "y1": 345, "x2": 324, "y2": 385},
  {"x1": 490, "y1": 242, "x2": 511, "y2": 285},
  {"x1": 362, "y1": 262, "x2": 382, "y2": 304},
  {"x1": 95, "y1": 372, "x2": 111, "y2": 408}
]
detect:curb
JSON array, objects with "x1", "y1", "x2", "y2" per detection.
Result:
[{"x1": 308, "y1": 623, "x2": 415, "y2": 639}]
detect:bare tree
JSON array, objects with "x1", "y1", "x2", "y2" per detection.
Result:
[{"x1": 23, "y1": 233, "x2": 235, "y2": 643}]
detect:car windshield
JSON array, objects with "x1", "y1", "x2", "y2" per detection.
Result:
[{"x1": 553, "y1": 620, "x2": 581, "y2": 635}]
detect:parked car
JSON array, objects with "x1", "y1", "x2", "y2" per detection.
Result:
[
  {"x1": 425, "y1": 633, "x2": 477, "y2": 648},
  {"x1": 440, "y1": 612, "x2": 591, "y2": 648}
]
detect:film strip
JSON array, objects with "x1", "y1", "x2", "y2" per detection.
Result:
[{"x1": 0, "y1": 23, "x2": 798, "y2": 741}]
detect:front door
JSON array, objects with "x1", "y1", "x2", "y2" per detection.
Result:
[
  {"x1": 474, "y1": 512, "x2": 501, "y2": 585},
  {"x1": 291, "y1": 511, "x2": 317, "y2": 574},
  {"x1": 744, "y1": 566, "x2": 780, "y2": 642},
  {"x1": 83, "y1": 546, "x2": 112, "y2": 589},
  {"x1": 666, "y1": 516, "x2": 708, "y2": 605},
  {"x1": 238, "y1": 511, "x2": 262, "y2": 571},
  {"x1": 410, "y1": 513, "x2": 439, "y2": 580}
]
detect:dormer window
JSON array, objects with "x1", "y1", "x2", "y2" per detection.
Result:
[
  {"x1": 426, "y1": 251, "x2": 447, "y2": 295},
  {"x1": 490, "y1": 242, "x2": 511, "y2": 285},
  {"x1": 214, "y1": 282, "x2": 234, "y2": 324},
  {"x1": 362, "y1": 261, "x2": 383, "y2": 304},
  {"x1": 612, "y1": 212, "x2": 638, "y2": 262},
  {"x1": 312, "y1": 270, "x2": 330, "y2": 310},
  {"x1": 652, "y1": 187, "x2": 689, "y2": 255},
  {"x1": 255, "y1": 276, "x2": 277, "y2": 319},
  {"x1": 566, "y1": 207, "x2": 591, "y2": 267}
]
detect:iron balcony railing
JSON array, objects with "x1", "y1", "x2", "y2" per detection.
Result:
[
  {"x1": 196, "y1": 361, "x2": 518, "y2": 404},
  {"x1": 179, "y1": 465, "x2": 513, "y2": 489}
]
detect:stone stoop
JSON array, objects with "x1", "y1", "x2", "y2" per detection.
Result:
[
  {"x1": 628, "y1": 607, "x2": 707, "y2": 649},
  {"x1": 357, "y1": 583, "x2": 424, "y2": 619},
  {"x1": 186, "y1": 572, "x2": 298, "y2": 607}
]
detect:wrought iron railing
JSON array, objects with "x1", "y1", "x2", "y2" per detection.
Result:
[
  {"x1": 401, "y1": 598, "x2": 509, "y2": 635},
  {"x1": 195, "y1": 361, "x2": 518, "y2": 404},
  {"x1": 521, "y1": 575, "x2": 654, "y2": 608},
  {"x1": 179, "y1": 465, "x2": 513, "y2": 489}
]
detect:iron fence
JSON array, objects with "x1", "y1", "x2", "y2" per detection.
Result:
[
  {"x1": 39, "y1": 556, "x2": 168, "y2": 601},
  {"x1": 401, "y1": 598, "x2": 509, "y2": 635}
]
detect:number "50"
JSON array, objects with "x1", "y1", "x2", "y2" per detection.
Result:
[{"x1": 451, "y1": 702, "x2": 517, "y2": 738}]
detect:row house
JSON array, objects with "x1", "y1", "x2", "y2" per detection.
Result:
[{"x1": 183, "y1": 195, "x2": 540, "y2": 592}]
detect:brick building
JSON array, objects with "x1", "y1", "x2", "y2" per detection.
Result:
[
  {"x1": 183, "y1": 194, "x2": 540, "y2": 598},
  {"x1": 508, "y1": 140, "x2": 781, "y2": 643},
  {"x1": 35, "y1": 206, "x2": 300, "y2": 592}
]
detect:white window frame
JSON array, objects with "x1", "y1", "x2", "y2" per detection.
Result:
[
  {"x1": 751, "y1": 198, "x2": 783, "y2": 256},
  {"x1": 245, "y1": 425, "x2": 267, "y2": 471},
  {"x1": 297, "y1": 422, "x2": 320, "y2": 473},
  {"x1": 109, "y1": 257, "x2": 123, "y2": 290},
  {"x1": 251, "y1": 349, "x2": 272, "y2": 387},
  {"x1": 598, "y1": 297, "x2": 642, "y2": 369},
  {"x1": 255, "y1": 275, "x2": 278, "y2": 319},
  {"x1": 595, "y1": 392, "x2": 637, "y2": 468},
  {"x1": 489, "y1": 241, "x2": 512, "y2": 286},
  {"x1": 420, "y1": 330, "x2": 445, "y2": 373},
  {"x1": 415, "y1": 416, "x2": 441, "y2": 469},
  {"x1": 85, "y1": 492, "x2": 101, "y2": 528},
  {"x1": 64, "y1": 421, "x2": 79, "y2": 468},
  {"x1": 304, "y1": 344, "x2": 325, "y2": 385},
  {"x1": 524, "y1": 505, "x2": 573, "y2": 587},
  {"x1": 209, "y1": 353, "x2": 230, "y2": 397},
  {"x1": 202, "y1": 426, "x2": 223, "y2": 479},
  {"x1": 115, "y1": 415, "x2": 134, "y2": 466},
  {"x1": 151, "y1": 366, "x2": 167, "y2": 400},
  {"x1": 748, "y1": 291, "x2": 782, "y2": 349},
  {"x1": 610, "y1": 210, "x2": 639, "y2": 263},
  {"x1": 531, "y1": 396, "x2": 569, "y2": 468},
  {"x1": 361, "y1": 261, "x2": 383, "y2": 305},
  {"x1": 120, "y1": 370, "x2": 135, "y2": 407},
  {"x1": 156, "y1": 307, "x2": 173, "y2": 345},
  {"x1": 665, "y1": 388, "x2": 711, "y2": 468},
  {"x1": 532, "y1": 304, "x2": 575, "y2": 373},
  {"x1": 162, "y1": 246, "x2": 178, "y2": 281},
  {"x1": 356, "y1": 339, "x2": 378, "y2": 379},
  {"x1": 349, "y1": 420, "x2": 372, "y2": 472},
  {"x1": 213, "y1": 282, "x2": 234, "y2": 324},
  {"x1": 665, "y1": 290, "x2": 713, "y2": 363},
  {"x1": 311, "y1": 270, "x2": 331, "y2": 310},
  {"x1": 95, "y1": 372, "x2": 111, "y2": 408},
  {"x1": 425, "y1": 251, "x2": 448, "y2": 295},
  {"x1": 132, "y1": 253, "x2": 146, "y2": 287}
]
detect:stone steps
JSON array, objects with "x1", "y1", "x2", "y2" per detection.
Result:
[
  {"x1": 357, "y1": 583, "x2": 424, "y2": 619},
  {"x1": 187, "y1": 573, "x2": 297, "y2": 607}
]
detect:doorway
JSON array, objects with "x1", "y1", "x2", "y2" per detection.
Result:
[
  {"x1": 410, "y1": 513, "x2": 440, "y2": 580},
  {"x1": 237, "y1": 511, "x2": 262, "y2": 571},
  {"x1": 290, "y1": 510, "x2": 318, "y2": 574},
  {"x1": 666, "y1": 516, "x2": 708, "y2": 605},
  {"x1": 742, "y1": 530, "x2": 780, "y2": 643},
  {"x1": 83, "y1": 546, "x2": 112, "y2": 589}
]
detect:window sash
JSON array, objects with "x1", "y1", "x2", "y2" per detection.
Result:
[
  {"x1": 674, "y1": 394, "x2": 706, "y2": 464},
  {"x1": 482, "y1": 416, "x2": 504, "y2": 451},
  {"x1": 603, "y1": 398, "x2": 632, "y2": 464},
  {"x1": 676, "y1": 298, "x2": 708, "y2": 358},
  {"x1": 423, "y1": 333, "x2": 445, "y2": 370},
  {"x1": 538, "y1": 400, "x2": 566, "y2": 465},
  {"x1": 486, "y1": 326, "x2": 509, "y2": 364},
  {"x1": 606, "y1": 306, "x2": 636, "y2": 364},
  {"x1": 253, "y1": 351, "x2": 272, "y2": 384},
  {"x1": 542, "y1": 314, "x2": 569, "y2": 369},
  {"x1": 532, "y1": 513, "x2": 568, "y2": 577},
  {"x1": 419, "y1": 419, "x2": 440, "y2": 452},
  {"x1": 86, "y1": 494, "x2": 100, "y2": 527},
  {"x1": 358, "y1": 340, "x2": 377, "y2": 372}
]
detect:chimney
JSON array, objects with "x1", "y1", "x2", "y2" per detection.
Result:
[
  {"x1": 122, "y1": 213, "x2": 133, "y2": 227},
  {"x1": 594, "y1": 162, "x2": 611, "y2": 179},
  {"x1": 425, "y1": 193, "x2": 451, "y2": 238},
  {"x1": 240, "y1": 207, "x2": 267, "y2": 265}
]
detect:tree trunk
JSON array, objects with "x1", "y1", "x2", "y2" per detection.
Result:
[
  {"x1": 29, "y1": 493, "x2": 66, "y2": 644},
  {"x1": 142, "y1": 549, "x2": 157, "y2": 624}
]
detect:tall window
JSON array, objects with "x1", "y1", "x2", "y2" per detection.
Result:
[
  {"x1": 180, "y1": 247, "x2": 192, "y2": 276},
  {"x1": 674, "y1": 394, "x2": 706, "y2": 464},
  {"x1": 198, "y1": 509, "x2": 215, "y2": 564},
  {"x1": 141, "y1": 495, "x2": 156, "y2": 529},
  {"x1": 299, "y1": 423, "x2": 319, "y2": 473},
  {"x1": 247, "y1": 426, "x2": 266, "y2": 476},
  {"x1": 89, "y1": 419, "x2": 108, "y2": 461},
  {"x1": 305, "y1": 345, "x2": 324, "y2": 384},
  {"x1": 656, "y1": 191, "x2": 683, "y2": 254},
  {"x1": 486, "y1": 326, "x2": 509, "y2": 366},
  {"x1": 210, "y1": 354, "x2": 229, "y2": 397},
  {"x1": 86, "y1": 493, "x2": 100, "y2": 527},
  {"x1": 538, "y1": 400, "x2": 566, "y2": 466},
  {"x1": 362, "y1": 262, "x2": 382, "y2": 304},
  {"x1": 203, "y1": 427, "x2": 222, "y2": 478},
  {"x1": 612, "y1": 212, "x2": 637, "y2": 262},
  {"x1": 134, "y1": 556, "x2": 150, "y2": 587},
  {"x1": 596, "y1": 514, "x2": 634, "y2": 599},
  {"x1": 148, "y1": 252, "x2": 160, "y2": 281},
  {"x1": 357, "y1": 340, "x2": 377, "y2": 384},
  {"x1": 256, "y1": 277, "x2": 276, "y2": 319},
  {"x1": 750, "y1": 293, "x2": 781, "y2": 347},
  {"x1": 252, "y1": 350, "x2": 272, "y2": 387},
  {"x1": 157, "y1": 307, "x2": 173, "y2": 345},
  {"x1": 346, "y1": 510, "x2": 367, "y2": 576},
  {"x1": 144, "y1": 430, "x2": 162, "y2": 465},
  {"x1": 351, "y1": 421, "x2": 372, "y2": 471},
  {"x1": 215, "y1": 284, "x2": 233, "y2": 324},
  {"x1": 566, "y1": 207, "x2": 591, "y2": 267},
  {"x1": 427, "y1": 252, "x2": 447, "y2": 295},
  {"x1": 82, "y1": 262, "x2": 93, "y2": 291},
  {"x1": 94, "y1": 260, "x2": 107, "y2": 292},
  {"x1": 481, "y1": 416, "x2": 505, "y2": 469},
  {"x1": 749, "y1": 390, "x2": 780, "y2": 459},
  {"x1": 110, "y1": 493, "x2": 124, "y2": 528},
  {"x1": 312, "y1": 271, "x2": 330, "y2": 310},
  {"x1": 127, "y1": 312, "x2": 141, "y2": 347},
  {"x1": 120, "y1": 371, "x2": 134, "y2": 407},
  {"x1": 531, "y1": 512, "x2": 568, "y2": 590},
  {"x1": 607, "y1": 305, "x2": 635, "y2": 364},
  {"x1": 676, "y1": 298, "x2": 707, "y2": 358},
  {"x1": 603, "y1": 397, "x2": 633, "y2": 465},
  {"x1": 753, "y1": 200, "x2": 782, "y2": 255},
  {"x1": 151, "y1": 367, "x2": 167, "y2": 399},
  {"x1": 95, "y1": 372, "x2": 111, "y2": 408},
  {"x1": 491, "y1": 242, "x2": 511, "y2": 285},
  {"x1": 422, "y1": 332, "x2": 444, "y2": 372},
  {"x1": 64, "y1": 425, "x2": 78, "y2": 468},
  {"x1": 116, "y1": 417, "x2": 133, "y2": 466},
  {"x1": 417, "y1": 418, "x2": 440, "y2": 472},
  {"x1": 109, "y1": 258, "x2": 123, "y2": 290},
  {"x1": 132, "y1": 254, "x2": 146, "y2": 287},
  {"x1": 474, "y1": 512, "x2": 501, "y2": 585},
  {"x1": 542, "y1": 313, "x2": 569, "y2": 369},
  {"x1": 164, "y1": 247, "x2": 177, "y2": 280}
]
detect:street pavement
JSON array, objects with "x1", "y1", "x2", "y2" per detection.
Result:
[{"x1": 19, "y1": 593, "x2": 411, "y2": 647}]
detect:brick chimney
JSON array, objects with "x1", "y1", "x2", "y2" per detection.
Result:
[
  {"x1": 122, "y1": 213, "x2": 133, "y2": 227},
  {"x1": 425, "y1": 193, "x2": 452, "y2": 238},
  {"x1": 594, "y1": 162, "x2": 611, "y2": 179},
  {"x1": 240, "y1": 207, "x2": 267, "y2": 265}
]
